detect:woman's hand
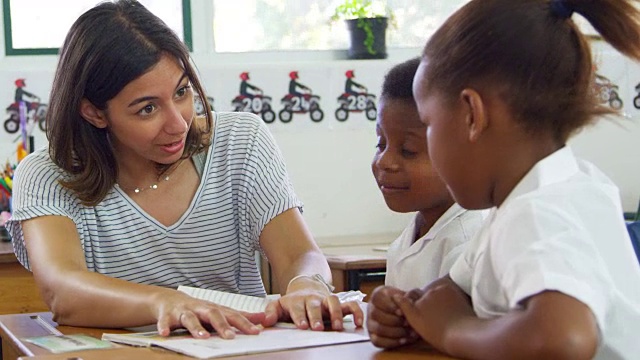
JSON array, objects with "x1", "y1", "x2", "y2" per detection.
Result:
[
  {"x1": 154, "y1": 291, "x2": 265, "y2": 339},
  {"x1": 392, "y1": 275, "x2": 473, "y2": 349},
  {"x1": 366, "y1": 286, "x2": 419, "y2": 349},
  {"x1": 262, "y1": 277, "x2": 364, "y2": 331}
]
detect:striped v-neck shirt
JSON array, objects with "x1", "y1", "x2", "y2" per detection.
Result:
[{"x1": 7, "y1": 112, "x2": 302, "y2": 297}]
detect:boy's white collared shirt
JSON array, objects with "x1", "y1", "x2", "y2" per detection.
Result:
[
  {"x1": 450, "y1": 146, "x2": 640, "y2": 359},
  {"x1": 385, "y1": 203, "x2": 487, "y2": 291}
]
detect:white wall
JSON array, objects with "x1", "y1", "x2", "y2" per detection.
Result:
[{"x1": 1, "y1": 4, "x2": 638, "y2": 244}]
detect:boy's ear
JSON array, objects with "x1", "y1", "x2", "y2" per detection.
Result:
[
  {"x1": 460, "y1": 88, "x2": 488, "y2": 142},
  {"x1": 79, "y1": 98, "x2": 108, "y2": 129}
]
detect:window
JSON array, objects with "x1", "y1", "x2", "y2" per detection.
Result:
[
  {"x1": 212, "y1": 0, "x2": 469, "y2": 53},
  {"x1": 2, "y1": 0, "x2": 191, "y2": 55}
]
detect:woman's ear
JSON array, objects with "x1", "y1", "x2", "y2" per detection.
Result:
[
  {"x1": 460, "y1": 88, "x2": 488, "y2": 142},
  {"x1": 79, "y1": 98, "x2": 108, "y2": 128}
]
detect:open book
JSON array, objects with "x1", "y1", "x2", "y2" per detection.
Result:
[
  {"x1": 176, "y1": 285, "x2": 277, "y2": 312},
  {"x1": 177, "y1": 285, "x2": 366, "y2": 311},
  {"x1": 102, "y1": 286, "x2": 369, "y2": 359},
  {"x1": 102, "y1": 326, "x2": 369, "y2": 359}
]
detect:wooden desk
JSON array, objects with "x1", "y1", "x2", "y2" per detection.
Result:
[
  {"x1": 1, "y1": 312, "x2": 456, "y2": 360},
  {"x1": 0, "y1": 242, "x2": 49, "y2": 316},
  {"x1": 320, "y1": 233, "x2": 394, "y2": 301},
  {"x1": 261, "y1": 233, "x2": 395, "y2": 297},
  {"x1": 0, "y1": 241, "x2": 16, "y2": 263},
  {"x1": 323, "y1": 245, "x2": 387, "y2": 295}
]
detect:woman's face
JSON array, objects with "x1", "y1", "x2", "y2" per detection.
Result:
[
  {"x1": 371, "y1": 97, "x2": 452, "y2": 214},
  {"x1": 101, "y1": 54, "x2": 194, "y2": 166}
]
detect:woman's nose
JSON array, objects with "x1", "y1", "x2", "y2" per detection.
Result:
[{"x1": 164, "y1": 103, "x2": 189, "y2": 134}]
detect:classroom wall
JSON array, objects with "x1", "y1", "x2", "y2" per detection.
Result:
[{"x1": 0, "y1": 11, "x2": 639, "y2": 243}]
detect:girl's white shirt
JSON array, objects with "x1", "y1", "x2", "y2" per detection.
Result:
[{"x1": 450, "y1": 146, "x2": 640, "y2": 359}]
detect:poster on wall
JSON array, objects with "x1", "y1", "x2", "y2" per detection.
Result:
[
  {"x1": 231, "y1": 71, "x2": 276, "y2": 123},
  {"x1": 592, "y1": 50, "x2": 627, "y2": 115},
  {"x1": 278, "y1": 70, "x2": 324, "y2": 124},
  {"x1": 199, "y1": 65, "x2": 382, "y2": 132},
  {"x1": 0, "y1": 72, "x2": 53, "y2": 165},
  {"x1": 627, "y1": 56, "x2": 640, "y2": 118},
  {"x1": 334, "y1": 69, "x2": 377, "y2": 123}
]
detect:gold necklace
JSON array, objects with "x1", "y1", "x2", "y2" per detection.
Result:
[
  {"x1": 118, "y1": 161, "x2": 183, "y2": 194},
  {"x1": 132, "y1": 175, "x2": 170, "y2": 193}
]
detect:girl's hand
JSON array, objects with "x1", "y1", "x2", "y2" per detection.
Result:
[
  {"x1": 393, "y1": 275, "x2": 473, "y2": 349},
  {"x1": 154, "y1": 291, "x2": 265, "y2": 339},
  {"x1": 262, "y1": 277, "x2": 364, "y2": 331},
  {"x1": 366, "y1": 286, "x2": 419, "y2": 349}
]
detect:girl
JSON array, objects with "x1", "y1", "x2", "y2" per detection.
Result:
[
  {"x1": 372, "y1": 57, "x2": 486, "y2": 290},
  {"x1": 368, "y1": 0, "x2": 640, "y2": 359},
  {"x1": 6, "y1": 0, "x2": 362, "y2": 340}
]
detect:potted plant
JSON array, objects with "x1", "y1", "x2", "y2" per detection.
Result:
[{"x1": 331, "y1": 0, "x2": 394, "y2": 60}]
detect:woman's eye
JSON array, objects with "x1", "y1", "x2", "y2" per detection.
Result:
[
  {"x1": 138, "y1": 104, "x2": 155, "y2": 115},
  {"x1": 375, "y1": 143, "x2": 385, "y2": 151},
  {"x1": 176, "y1": 85, "x2": 191, "y2": 97}
]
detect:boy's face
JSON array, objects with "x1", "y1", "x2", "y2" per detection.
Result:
[{"x1": 371, "y1": 97, "x2": 452, "y2": 213}]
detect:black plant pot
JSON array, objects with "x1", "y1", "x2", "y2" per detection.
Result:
[{"x1": 345, "y1": 17, "x2": 388, "y2": 60}]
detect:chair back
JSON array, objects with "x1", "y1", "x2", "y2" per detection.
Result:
[{"x1": 627, "y1": 221, "x2": 640, "y2": 263}]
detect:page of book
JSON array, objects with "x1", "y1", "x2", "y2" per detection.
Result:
[
  {"x1": 103, "y1": 327, "x2": 369, "y2": 359},
  {"x1": 177, "y1": 285, "x2": 278, "y2": 312}
]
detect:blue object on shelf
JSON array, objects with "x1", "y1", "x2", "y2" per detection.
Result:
[{"x1": 627, "y1": 221, "x2": 640, "y2": 264}]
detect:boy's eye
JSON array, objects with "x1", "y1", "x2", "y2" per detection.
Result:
[{"x1": 402, "y1": 149, "x2": 417, "y2": 157}]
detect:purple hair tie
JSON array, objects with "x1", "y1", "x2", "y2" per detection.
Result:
[{"x1": 550, "y1": 0, "x2": 574, "y2": 19}]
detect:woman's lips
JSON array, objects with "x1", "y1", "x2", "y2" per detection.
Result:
[{"x1": 161, "y1": 139, "x2": 185, "y2": 154}]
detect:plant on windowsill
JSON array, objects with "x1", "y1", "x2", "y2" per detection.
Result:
[{"x1": 331, "y1": 0, "x2": 395, "y2": 60}]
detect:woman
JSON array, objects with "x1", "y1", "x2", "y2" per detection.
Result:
[{"x1": 6, "y1": 0, "x2": 362, "y2": 339}]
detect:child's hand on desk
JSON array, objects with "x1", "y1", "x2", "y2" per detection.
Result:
[
  {"x1": 262, "y1": 278, "x2": 364, "y2": 331},
  {"x1": 155, "y1": 291, "x2": 264, "y2": 340},
  {"x1": 367, "y1": 286, "x2": 419, "y2": 349},
  {"x1": 392, "y1": 275, "x2": 474, "y2": 351}
]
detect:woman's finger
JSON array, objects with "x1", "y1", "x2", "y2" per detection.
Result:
[
  {"x1": 223, "y1": 310, "x2": 262, "y2": 336},
  {"x1": 340, "y1": 301, "x2": 364, "y2": 327},
  {"x1": 181, "y1": 311, "x2": 212, "y2": 339},
  {"x1": 156, "y1": 314, "x2": 172, "y2": 337},
  {"x1": 304, "y1": 298, "x2": 325, "y2": 330},
  {"x1": 319, "y1": 295, "x2": 343, "y2": 330},
  {"x1": 283, "y1": 299, "x2": 310, "y2": 330}
]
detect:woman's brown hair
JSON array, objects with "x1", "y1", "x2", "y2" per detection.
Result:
[
  {"x1": 419, "y1": 0, "x2": 640, "y2": 143},
  {"x1": 47, "y1": 0, "x2": 212, "y2": 206}
]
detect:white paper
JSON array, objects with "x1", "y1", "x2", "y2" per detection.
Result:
[{"x1": 103, "y1": 327, "x2": 369, "y2": 359}]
